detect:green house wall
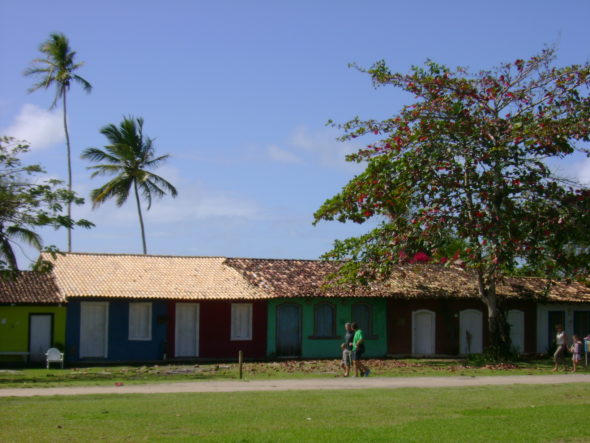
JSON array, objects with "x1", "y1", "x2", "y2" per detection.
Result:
[
  {"x1": 267, "y1": 298, "x2": 387, "y2": 358},
  {"x1": 0, "y1": 305, "x2": 66, "y2": 362}
]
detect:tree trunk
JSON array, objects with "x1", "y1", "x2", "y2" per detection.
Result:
[
  {"x1": 477, "y1": 271, "x2": 513, "y2": 359},
  {"x1": 134, "y1": 181, "x2": 147, "y2": 254},
  {"x1": 62, "y1": 90, "x2": 73, "y2": 253}
]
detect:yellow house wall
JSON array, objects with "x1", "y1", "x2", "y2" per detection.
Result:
[{"x1": 0, "y1": 305, "x2": 66, "y2": 362}]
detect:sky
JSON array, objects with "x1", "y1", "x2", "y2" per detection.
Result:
[{"x1": 1, "y1": 0, "x2": 590, "y2": 268}]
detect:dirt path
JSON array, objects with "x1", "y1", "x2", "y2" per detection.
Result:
[{"x1": 2, "y1": 374, "x2": 590, "y2": 397}]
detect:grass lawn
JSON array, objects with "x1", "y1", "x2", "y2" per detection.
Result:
[
  {"x1": 1, "y1": 384, "x2": 589, "y2": 441},
  {"x1": 0, "y1": 357, "x2": 581, "y2": 389}
]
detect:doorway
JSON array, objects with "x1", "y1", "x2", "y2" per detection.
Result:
[
  {"x1": 459, "y1": 309, "x2": 483, "y2": 354},
  {"x1": 29, "y1": 314, "x2": 53, "y2": 362},
  {"x1": 276, "y1": 303, "x2": 302, "y2": 357},
  {"x1": 175, "y1": 303, "x2": 200, "y2": 357},
  {"x1": 412, "y1": 310, "x2": 435, "y2": 355}
]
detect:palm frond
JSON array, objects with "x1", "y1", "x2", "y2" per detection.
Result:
[
  {"x1": 90, "y1": 175, "x2": 133, "y2": 208},
  {"x1": 25, "y1": 32, "x2": 92, "y2": 105},
  {"x1": 146, "y1": 172, "x2": 178, "y2": 197},
  {"x1": 6, "y1": 226, "x2": 42, "y2": 250},
  {"x1": 143, "y1": 153, "x2": 171, "y2": 169},
  {"x1": 73, "y1": 74, "x2": 92, "y2": 93},
  {"x1": 0, "y1": 236, "x2": 18, "y2": 270},
  {"x1": 87, "y1": 164, "x2": 126, "y2": 178},
  {"x1": 82, "y1": 147, "x2": 118, "y2": 163}
]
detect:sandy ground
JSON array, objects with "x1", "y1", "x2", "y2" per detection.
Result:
[{"x1": 1, "y1": 374, "x2": 590, "y2": 397}]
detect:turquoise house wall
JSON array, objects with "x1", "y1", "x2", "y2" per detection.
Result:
[{"x1": 267, "y1": 298, "x2": 387, "y2": 358}]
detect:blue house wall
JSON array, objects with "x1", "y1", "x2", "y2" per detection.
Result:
[{"x1": 66, "y1": 299, "x2": 169, "y2": 362}]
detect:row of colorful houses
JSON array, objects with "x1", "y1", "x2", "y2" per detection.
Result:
[{"x1": 1, "y1": 252, "x2": 589, "y2": 365}]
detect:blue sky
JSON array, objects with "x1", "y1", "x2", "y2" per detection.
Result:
[{"x1": 1, "y1": 0, "x2": 590, "y2": 267}]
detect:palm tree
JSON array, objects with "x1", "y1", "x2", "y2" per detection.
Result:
[
  {"x1": 82, "y1": 116, "x2": 178, "y2": 254},
  {"x1": 0, "y1": 224, "x2": 42, "y2": 272},
  {"x1": 24, "y1": 32, "x2": 92, "y2": 252}
]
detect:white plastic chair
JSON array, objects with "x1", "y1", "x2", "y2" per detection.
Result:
[{"x1": 45, "y1": 348, "x2": 64, "y2": 369}]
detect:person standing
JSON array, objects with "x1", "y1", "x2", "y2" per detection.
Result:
[
  {"x1": 552, "y1": 324, "x2": 567, "y2": 372},
  {"x1": 341, "y1": 322, "x2": 354, "y2": 377},
  {"x1": 570, "y1": 334, "x2": 583, "y2": 373},
  {"x1": 351, "y1": 322, "x2": 370, "y2": 377}
]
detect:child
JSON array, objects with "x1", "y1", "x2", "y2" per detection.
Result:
[
  {"x1": 340, "y1": 342, "x2": 351, "y2": 377},
  {"x1": 570, "y1": 334, "x2": 583, "y2": 373}
]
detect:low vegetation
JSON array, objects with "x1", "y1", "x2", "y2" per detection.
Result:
[{"x1": 0, "y1": 357, "x2": 581, "y2": 389}]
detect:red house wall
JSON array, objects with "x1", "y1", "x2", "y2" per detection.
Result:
[{"x1": 168, "y1": 300, "x2": 267, "y2": 359}]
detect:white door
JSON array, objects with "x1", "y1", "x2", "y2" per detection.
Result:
[
  {"x1": 460, "y1": 309, "x2": 483, "y2": 354},
  {"x1": 29, "y1": 314, "x2": 52, "y2": 362},
  {"x1": 508, "y1": 310, "x2": 525, "y2": 354},
  {"x1": 80, "y1": 302, "x2": 109, "y2": 358},
  {"x1": 412, "y1": 310, "x2": 435, "y2": 355},
  {"x1": 175, "y1": 303, "x2": 199, "y2": 357}
]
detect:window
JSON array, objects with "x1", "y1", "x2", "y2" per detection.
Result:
[
  {"x1": 129, "y1": 302, "x2": 152, "y2": 341},
  {"x1": 314, "y1": 302, "x2": 335, "y2": 337},
  {"x1": 231, "y1": 303, "x2": 253, "y2": 340},
  {"x1": 574, "y1": 311, "x2": 590, "y2": 337},
  {"x1": 352, "y1": 303, "x2": 373, "y2": 336}
]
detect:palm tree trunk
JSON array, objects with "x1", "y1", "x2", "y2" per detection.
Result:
[
  {"x1": 134, "y1": 181, "x2": 147, "y2": 254},
  {"x1": 62, "y1": 90, "x2": 73, "y2": 252}
]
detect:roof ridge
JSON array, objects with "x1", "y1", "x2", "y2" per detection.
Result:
[
  {"x1": 225, "y1": 257, "x2": 325, "y2": 262},
  {"x1": 42, "y1": 252, "x2": 228, "y2": 259}
]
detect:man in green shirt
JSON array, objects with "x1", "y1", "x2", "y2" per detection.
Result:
[{"x1": 352, "y1": 322, "x2": 370, "y2": 377}]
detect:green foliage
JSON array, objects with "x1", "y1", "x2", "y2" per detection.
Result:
[
  {"x1": 467, "y1": 345, "x2": 521, "y2": 365},
  {"x1": 0, "y1": 137, "x2": 92, "y2": 276},
  {"x1": 24, "y1": 32, "x2": 91, "y2": 108},
  {"x1": 315, "y1": 48, "x2": 590, "y2": 356},
  {"x1": 82, "y1": 116, "x2": 178, "y2": 254}
]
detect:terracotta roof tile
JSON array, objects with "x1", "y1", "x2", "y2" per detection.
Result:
[
  {"x1": 40, "y1": 253, "x2": 590, "y2": 302},
  {"x1": 225, "y1": 258, "x2": 590, "y2": 302},
  {"x1": 0, "y1": 272, "x2": 63, "y2": 304},
  {"x1": 43, "y1": 253, "x2": 266, "y2": 300}
]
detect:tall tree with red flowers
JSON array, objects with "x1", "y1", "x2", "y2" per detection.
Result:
[{"x1": 314, "y1": 49, "x2": 590, "y2": 358}]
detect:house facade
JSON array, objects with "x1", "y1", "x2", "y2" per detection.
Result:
[
  {"x1": 263, "y1": 297, "x2": 388, "y2": 358},
  {"x1": 24, "y1": 252, "x2": 590, "y2": 364},
  {"x1": 224, "y1": 258, "x2": 390, "y2": 358},
  {"x1": 48, "y1": 254, "x2": 268, "y2": 362},
  {"x1": 387, "y1": 299, "x2": 538, "y2": 356},
  {"x1": 0, "y1": 273, "x2": 66, "y2": 364}
]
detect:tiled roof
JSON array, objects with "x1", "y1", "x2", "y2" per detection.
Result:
[
  {"x1": 40, "y1": 253, "x2": 590, "y2": 303},
  {"x1": 225, "y1": 258, "x2": 590, "y2": 302},
  {"x1": 0, "y1": 272, "x2": 63, "y2": 304},
  {"x1": 224, "y1": 258, "x2": 356, "y2": 297},
  {"x1": 43, "y1": 253, "x2": 267, "y2": 300}
]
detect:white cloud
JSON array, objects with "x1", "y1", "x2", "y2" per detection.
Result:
[
  {"x1": 149, "y1": 185, "x2": 262, "y2": 222},
  {"x1": 2, "y1": 104, "x2": 63, "y2": 150},
  {"x1": 81, "y1": 173, "x2": 264, "y2": 227},
  {"x1": 267, "y1": 144, "x2": 302, "y2": 164},
  {"x1": 289, "y1": 125, "x2": 360, "y2": 170}
]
